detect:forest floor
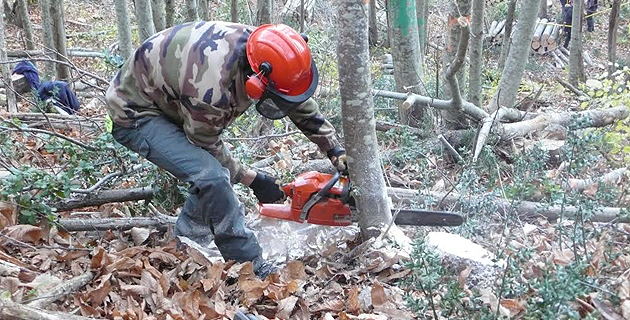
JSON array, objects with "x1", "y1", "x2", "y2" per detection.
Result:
[{"x1": 1, "y1": 0, "x2": 630, "y2": 319}]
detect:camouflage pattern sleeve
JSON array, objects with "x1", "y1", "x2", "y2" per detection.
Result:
[{"x1": 287, "y1": 98, "x2": 341, "y2": 153}]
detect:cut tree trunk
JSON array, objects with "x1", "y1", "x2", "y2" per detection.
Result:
[
  {"x1": 569, "y1": 0, "x2": 585, "y2": 86},
  {"x1": 16, "y1": 0, "x2": 35, "y2": 50},
  {"x1": 0, "y1": 299, "x2": 97, "y2": 320},
  {"x1": 337, "y1": 0, "x2": 391, "y2": 239},
  {"x1": 135, "y1": 0, "x2": 156, "y2": 41},
  {"x1": 256, "y1": 0, "x2": 271, "y2": 25},
  {"x1": 498, "y1": 0, "x2": 516, "y2": 68},
  {"x1": 388, "y1": 0, "x2": 424, "y2": 125},
  {"x1": 50, "y1": 0, "x2": 70, "y2": 80},
  {"x1": 468, "y1": 0, "x2": 485, "y2": 108},
  {"x1": 114, "y1": 0, "x2": 134, "y2": 60},
  {"x1": 0, "y1": 1, "x2": 17, "y2": 112},
  {"x1": 489, "y1": 0, "x2": 540, "y2": 112},
  {"x1": 608, "y1": 0, "x2": 620, "y2": 78},
  {"x1": 38, "y1": 0, "x2": 55, "y2": 79},
  {"x1": 54, "y1": 187, "x2": 155, "y2": 212},
  {"x1": 26, "y1": 272, "x2": 94, "y2": 309},
  {"x1": 151, "y1": 0, "x2": 166, "y2": 31},
  {"x1": 58, "y1": 215, "x2": 176, "y2": 232},
  {"x1": 165, "y1": 0, "x2": 175, "y2": 27},
  {"x1": 185, "y1": 0, "x2": 199, "y2": 21}
]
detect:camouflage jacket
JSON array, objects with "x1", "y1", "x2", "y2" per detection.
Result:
[{"x1": 105, "y1": 21, "x2": 340, "y2": 183}]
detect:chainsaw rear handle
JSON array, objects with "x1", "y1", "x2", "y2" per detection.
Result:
[{"x1": 299, "y1": 171, "x2": 340, "y2": 221}]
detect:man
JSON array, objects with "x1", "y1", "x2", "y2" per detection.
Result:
[{"x1": 105, "y1": 22, "x2": 347, "y2": 277}]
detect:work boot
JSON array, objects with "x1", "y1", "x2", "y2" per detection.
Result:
[
  {"x1": 234, "y1": 311, "x2": 258, "y2": 320},
  {"x1": 253, "y1": 258, "x2": 278, "y2": 279}
]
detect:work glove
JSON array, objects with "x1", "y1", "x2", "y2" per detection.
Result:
[
  {"x1": 327, "y1": 146, "x2": 348, "y2": 174},
  {"x1": 249, "y1": 172, "x2": 285, "y2": 203}
]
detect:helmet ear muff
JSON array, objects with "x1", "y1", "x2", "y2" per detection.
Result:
[{"x1": 246, "y1": 75, "x2": 266, "y2": 100}]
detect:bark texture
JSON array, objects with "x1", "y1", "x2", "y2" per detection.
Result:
[
  {"x1": 50, "y1": 0, "x2": 70, "y2": 80},
  {"x1": 165, "y1": 0, "x2": 175, "y2": 27},
  {"x1": 231, "y1": 0, "x2": 238, "y2": 22},
  {"x1": 58, "y1": 215, "x2": 176, "y2": 232},
  {"x1": 186, "y1": 0, "x2": 199, "y2": 21},
  {"x1": 498, "y1": 0, "x2": 517, "y2": 69},
  {"x1": 416, "y1": 0, "x2": 428, "y2": 58},
  {"x1": 569, "y1": 0, "x2": 585, "y2": 86},
  {"x1": 0, "y1": 299, "x2": 97, "y2": 320},
  {"x1": 54, "y1": 187, "x2": 155, "y2": 211},
  {"x1": 337, "y1": 0, "x2": 392, "y2": 238},
  {"x1": 0, "y1": 1, "x2": 17, "y2": 112},
  {"x1": 16, "y1": 0, "x2": 35, "y2": 50},
  {"x1": 38, "y1": 0, "x2": 55, "y2": 79},
  {"x1": 115, "y1": 0, "x2": 134, "y2": 60},
  {"x1": 26, "y1": 272, "x2": 94, "y2": 309},
  {"x1": 151, "y1": 0, "x2": 166, "y2": 31},
  {"x1": 369, "y1": 0, "x2": 377, "y2": 45},
  {"x1": 468, "y1": 0, "x2": 484, "y2": 108},
  {"x1": 538, "y1": 0, "x2": 547, "y2": 18},
  {"x1": 442, "y1": 0, "x2": 470, "y2": 100},
  {"x1": 135, "y1": 0, "x2": 156, "y2": 41},
  {"x1": 489, "y1": 0, "x2": 540, "y2": 112},
  {"x1": 607, "y1": 0, "x2": 620, "y2": 77},
  {"x1": 388, "y1": 0, "x2": 423, "y2": 124},
  {"x1": 256, "y1": 0, "x2": 272, "y2": 25}
]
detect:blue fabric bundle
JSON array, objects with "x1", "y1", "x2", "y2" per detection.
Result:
[{"x1": 11, "y1": 61, "x2": 81, "y2": 115}]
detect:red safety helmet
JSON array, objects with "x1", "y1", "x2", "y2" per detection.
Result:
[{"x1": 245, "y1": 24, "x2": 319, "y2": 119}]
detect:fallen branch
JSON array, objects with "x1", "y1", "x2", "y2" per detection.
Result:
[
  {"x1": 57, "y1": 214, "x2": 176, "y2": 232},
  {"x1": 0, "y1": 298, "x2": 99, "y2": 320},
  {"x1": 54, "y1": 187, "x2": 155, "y2": 212},
  {"x1": 25, "y1": 272, "x2": 94, "y2": 309},
  {"x1": 386, "y1": 187, "x2": 629, "y2": 223},
  {"x1": 438, "y1": 134, "x2": 463, "y2": 163},
  {"x1": 556, "y1": 76, "x2": 589, "y2": 100},
  {"x1": 473, "y1": 106, "x2": 524, "y2": 161}
]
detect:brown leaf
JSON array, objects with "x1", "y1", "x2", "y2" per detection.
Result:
[
  {"x1": 292, "y1": 297, "x2": 310, "y2": 320},
  {"x1": 0, "y1": 201, "x2": 17, "y2": 228},
  {"x1": 311, "y1": 299, "x2": 344, "y2": 313},
  {"x1": 141, "y1": 270, "x2": 159, "y2": 293},
  {"x1": 500, "y1": 299, "x2": 526, "y2": 316},
  {"x1": 458, "y1": 266, "x2": 472, "y2": 289},
  {"x1": 79, "y1": 299, "x2": 101, "y2": 317},
  {"x1": 592, "y1": 298, "x2": 625, "y2": 320},
  {"x1": 57, "y1": 250, "x2": 89, "y2": 262},
  {"x1": 282, "y1": 260, "x2": 307, "y2": 282},
  {"x1": 90, "y1": 247, "x2": 112, "y2": 270},
  {"x1": 371, "y1": 281, "x2": 388, "y2": 307},
  {"x1": 159, "y1": 272, "x2": 171, "y2": 296},
  {"x1": 121, "y1": 284, "x2": 151, "y2": 298},
  {"x1": 239, "y1": 278, "x2": 268, "y2": 305},
  {"x1": 346, "y1": 286, "x2": 361, "y2": 315},
  {"x1": 106, "y1": 256, "x2": 138, "y2": 273},
  {"x1": 4, "y1": 225, "x2": 42, "y2": 245},
  {"x1": 276, "y1": 296, "x2": 299, "y2": 319},
  {"x1": 89, "y1": 274, "x2": 112, "y2": 307},
  {"x1": 149, "y1": 249, "x2": 180, "y2": 265},
  {"x1": 129, "y1": 227, "x2": 151, "y2": 245},
  {"x1": 201, "y1": 262, "x2": 224, "y2": 293}
]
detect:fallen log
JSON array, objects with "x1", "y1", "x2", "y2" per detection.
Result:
[
  {"x1": 0, "y1": 298, "x2": 100, "y2": 320},
  {"x1": 26, "y1": 272, "x2": 94, "y2": 309},
  {"x1": 54, "y1": 187, "x2": 155, "y2": 212},
  {"x1": 57, "y1": 214, "x2": 176, "y2": 232},
  {"x1": 551, "y1": 51, "x2": 566, "y2": 68},
  {"x1": 386, "y1": 188, "x2": 629, "y2": 223}
]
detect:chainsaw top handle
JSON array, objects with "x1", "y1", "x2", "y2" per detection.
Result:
[{"x1": 299, "y1": 171, "x2": 341, "y2": 221}]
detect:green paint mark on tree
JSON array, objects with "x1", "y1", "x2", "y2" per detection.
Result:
[{"x1": 392, "y1": 0, "x2": 415, "y2": 36}]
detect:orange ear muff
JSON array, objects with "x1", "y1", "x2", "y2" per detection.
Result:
[{"x1": 246, "y1": 75, "x2": 266, "y2": 99}]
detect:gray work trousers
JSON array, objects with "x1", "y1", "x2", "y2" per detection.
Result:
[{"x1": 112, "y1": 115, "x2": 263, "y2": 263}]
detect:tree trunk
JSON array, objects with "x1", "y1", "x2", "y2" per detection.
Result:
[
  {"x1": 300, "y1": 0, "x2": 304, "y2": 31},
  {"x1": 538, "y1": 0, "x2": 547, "y2": 18},
  {"x1": 16, "y1": 0, "x2": 35, "y2": 50},
  {"x1": 231, "y1": 0, "x2": 238, "y2": 22},
  {"x1": 115, "y1": 0, "x2": 134, "y2": 60},
  {"x1": 388, "y1": 0, "x2": 423, "y2": 125},
  {"x1": 569, "y1": 0, "x2": 585, "y2": 86},
  {"x1": 488, "y1": 0, "x2": 539, "y2": 112},
  {"x1": 498, "y1": 0, "x2": 517, "y2": 69},
  {"x1": 38, "y1": 0, "x2": 55, "y2": 79},
  {"x1": 256, "y1": 0, "x2": 271, "y2": 25},
  {"x1": 186, "y1": 0, "x2": 199, "y2": 21},
  {"x1": 199, "y1": 0, "x2": 209, "y2": 21},
  {"x1": 607, "y1": 0, "x2": 620, "y2": 78},
  {"x1": 165, "y1": 0, "x2": 175, "y2": 27},
  {"x1": 0, "y1": 0, "x2": 17, "y2": 112},
  {"x1": 468, "y1": 0, "x2": 484, "y2": 108},
  {"x1": 337, "y1": 0, "x2": 391, "y2": 239},
  {"x1": 50, "y1": 0, "x2": 70, "y2": 80},
  {"x1": 151, "y1": 0, "x2": 166, "y2": 31},
  {"x1": 416, "y1": 0, "x2": 428, "y2": 59},
  {"x1": 135, "y1": 0, "x2": 156, "y2": 42},
  {"x1": 369, "y1": 0, "x2": 377, "y2": 46},
  {"x1": 442, "y1": 0, "x2": 470, "y2": 101}
]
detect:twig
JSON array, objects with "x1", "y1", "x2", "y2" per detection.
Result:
[
  {"x1": 438, "y1": 134, "x2": 463, "y2": 163},
  {"x1": 70, "y1": 164, "x2": 145, "y2": 193},
  {"x1": 0, "y1": 123, "x2": 99, "y2": 151},
  {"x1": 224, "y1": 130, "x2": 300, "y2": 142},
  {"x1": 0, "y1": 234, "x2": 92, "y2": 252}
]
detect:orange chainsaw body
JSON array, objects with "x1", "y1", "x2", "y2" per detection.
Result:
[{"x1": 258, "y1": 171, "x2": 352, "y2": 226}]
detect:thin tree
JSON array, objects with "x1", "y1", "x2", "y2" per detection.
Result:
[
  {"x1": 468, "y1": 0, "x2": 484, "y2": 108},
  {"x1": 186, "y1": 0, "x2": 199, "y2": 21},
  {"x1": 231, "y1": 0, "x2": 238, "y2": 22},
  {"x1": 568, "y1": 0, "x2": 585, "y2": 86},
  {"x1": 488, "y1": 0, "x2": 540, "y2": 112},
  {"x1": 337, "y1": 0, "x2": 391, "y2": 239},
  {"x1": 16, "y1": 0, "x2": 35, "y2": 50},
  {"x1": 442, "y1": 0, "x2": 470, "y2": 101},
  {"x1": 538, "y1": 0, "x2": 547, "y2": 18},
  {"x1": 416, "y1": 0, "x2": 428, "y2": 58},
  {"x1": 607, "y1": 0, "x2": 620, "y2": 78},
  {"x1": 115, "y1": 0, "x2": 134, "y2": 60},
  {"x1": 135, "y1": 0, "x2": 156, "y2": 42},
  {"x1": 50, "y1": 0, "x2": 70, "y2": 80},
  {"x1": 165, "y1": 0, "x2": 175, "y2": 27},
  {"x1": 498, "y1": 0, "x2": 517, "y2": 69},
  {"x1": 199, "y1": 0, "x2": 209, "y2": 21},
  {"x1": 151, "y1": 0, "x2": 166, "y2": 31},
  {"x1": 388, "y1": 0, "x2": 423, "y2": 125},
  {"x1": 369, "y1": 0, "x2": 377, "y2": 46},
  {"x1": 0, "y1": 0, "x2": 17, "y2": 112},
  {"x1": 256, "y1": 0, "x2": 271, "y2": 25},
  {"x1": 39, "y1": 0, "x2": 55, "y2": 79}
]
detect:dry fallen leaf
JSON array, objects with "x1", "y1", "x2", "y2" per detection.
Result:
[
  {"x1": 458, "y1": 266, "x2": 472, "y2": 289},
  {"x1": 282, "y1": 260, "x2": 308, "y2": 282},
  {"x1": 276, "y1": 295, "x2": 299, "y2": 319},
  {"x1": 346, "y1": 286, "x2": 361, "y2": 315},
  {"x1": 311, "y1": 299, "x2": 344, "y2": 313},
  {"x1": 500, "y1": 298, "x2": 527, "y2": 317},
  {"x1": 620, "y1": 300, "x2": 630, "y2": 320},
  {"x1": 0, "y1": 201, "x2": 17, "y2": 228},
  {"x1": 4, "y1": 224, "x2": 42, "y2": 245},
  {"x1": 371, "y1": 281, "x2": 388, "y2": 307},
  {"x1": 592, "y1": 298, "x2": 625, "y2": 320},
  {"x1": 89, "y1": 274, "x2": 112, "y2": 307},
  {"x1": 130, "y1": 227, "x2": 151, "y2": 245}
]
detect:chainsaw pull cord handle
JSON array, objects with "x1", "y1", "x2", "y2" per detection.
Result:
[{"x1": 299, "y1": 171, "x2": 340, "y2": 221}]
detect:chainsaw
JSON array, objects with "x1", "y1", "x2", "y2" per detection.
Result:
[{"x1": 258, "y1": 171, "x2": 464, "y2": 227}]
